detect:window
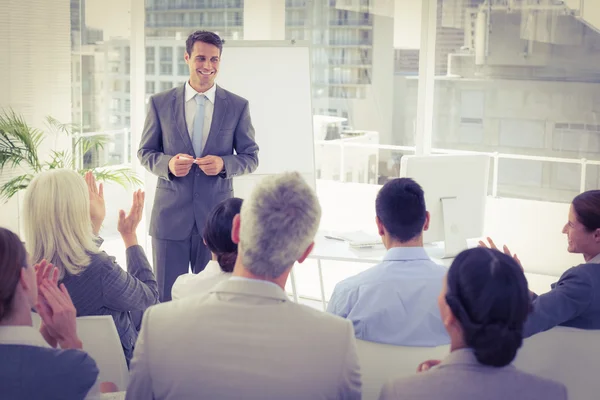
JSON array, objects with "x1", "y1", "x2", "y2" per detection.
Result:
[
  {"x1": 146, "y1": 81, "x2": 156, "y2": 94},
  {"x1": 159, "y1": 46, "x2": 172, "y2": 75},
  {"x1": 160, "y1": 81, "x2": 173, "y2": 91},
  {"x1": 431, "y1": 2, "x2": 600, "y2": 203},
  {"x1": 146, "y1": 46, "x2": 156, "y2": 75},
  {"x1": 125, "y1": 46, "x2": 130, "y2": 74},
  {"x1": 177, "y1": 46, "x2": 188, "y2": 75}
]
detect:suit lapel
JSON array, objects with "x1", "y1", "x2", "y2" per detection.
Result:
[
  {"x1": 202, "y1": 85, "x2": 228, "y2": 157},
  {"x1": 171, "y1": 85, "x2": 195, "y2": 156}
]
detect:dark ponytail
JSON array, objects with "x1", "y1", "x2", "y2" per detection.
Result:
[
  {"x1": 0, "y1": 228, "x2": 28, "y2": 321},
  {"x1": 203, "y1": 198, "x2": 243, "y2": 273},
  {"x1": 446, "y1": 247, "x2": 530, "y2": 367}
]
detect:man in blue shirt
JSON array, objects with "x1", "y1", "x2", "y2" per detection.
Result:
[{"x1": 327, "y1": 178, "x2": 449, "y2": 346}]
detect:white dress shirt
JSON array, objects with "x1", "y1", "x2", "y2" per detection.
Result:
[
  {"x1": 171, "y1": 260, "x2": 231, "y2": 300},
  {"x1": 185, "y1": 81, "x2": 216, "y2": 155},
  {"x1": 0, "y1": 325, "x2": 49, "y2": 347}
]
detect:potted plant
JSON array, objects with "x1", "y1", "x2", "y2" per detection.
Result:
[{"x1": 0, "y1": 109, "x2": 141, "y2": 202}]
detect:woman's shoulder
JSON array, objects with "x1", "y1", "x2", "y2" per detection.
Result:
[
  {"x1": 561, "y1": 262, "x2": 600, "y2": 283},
  {"x1": 85, "y1": 250, "x2": 121, "y2": 273}
]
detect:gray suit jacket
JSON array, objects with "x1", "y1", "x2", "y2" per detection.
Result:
[
  {"x1": 0, "y1": 344, "x2": 98, "y2": 400},
  {"x1": 138, "y1": 84, "x2": 259, "y2": 240},
  {"x1": 62, "y1": 243, "x2": 159, "y2": 363},
  {"x1": 380, "y1": 348, "x2": 567, "y2": 400},
  {"x1": 524, "y1": 262, "x2": 600, "y2": 336},
  {"x1": 126, "y1": 279, "x2": 362, "y2": 400}
]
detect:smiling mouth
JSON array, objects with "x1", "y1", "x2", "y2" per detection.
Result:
[{"x1": 198, "y1": 71, "x2": 214, "y2": 75}]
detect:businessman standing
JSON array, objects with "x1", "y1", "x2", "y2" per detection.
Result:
[{"x1": 138, "y1": 30, "x2": 259, "y2": 301}]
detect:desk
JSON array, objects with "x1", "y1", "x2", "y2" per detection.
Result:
[{"x1": 289, "y1": 234, "x2": 559, "y2": 311}]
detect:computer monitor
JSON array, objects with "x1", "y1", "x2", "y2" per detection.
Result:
[{"x1": 400, "y1": 154, "x2": 490, "y2": 258}]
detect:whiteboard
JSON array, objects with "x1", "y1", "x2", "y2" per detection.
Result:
[
  {"x1": 144, "y1": 41, "x2": 315, "y2": 226},
  {"x1": 219, "y1": 41, "x2": 315, "y2": 196}
]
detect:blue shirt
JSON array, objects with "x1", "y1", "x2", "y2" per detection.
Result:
[{"x1": 327, "y1": 247, "x2": 450, "y2": 346}]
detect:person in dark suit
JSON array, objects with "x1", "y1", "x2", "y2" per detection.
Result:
[
  {"x1": 380, "y1": 248, "x2": 567, "y2": 400},
  {"x1": 22, "y1": 169, "x2": 159, "y2": 364},
  {"x1": 481, "y1": 190, "x2": 600, "y2": 336},
  {"x1": 138, "y1": 30, "x2": 259, "y2": 301},
  {"x1": 0, "y1": 227, "x2": 98, "y2": 400}
]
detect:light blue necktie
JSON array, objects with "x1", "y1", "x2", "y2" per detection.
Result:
[{"x1": 192, "y1": 94, "x2": 206, "y2": 156}]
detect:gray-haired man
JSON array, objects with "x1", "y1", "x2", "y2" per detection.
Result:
[{"x1": 126, "y1": 172, "x2": 361, "y2": 400}]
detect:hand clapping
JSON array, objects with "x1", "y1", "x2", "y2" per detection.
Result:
[
  {"x1": 478, "y1": 237, "x2": 522, "y2": 270},
  {"x1": 85, "y1": 171, "x2": 106, "y2": 235},
  {"x1": 34, "y1": 261, "x2": 81, "y2": 349},
  {"x1": 117, "y1": 189, "x2": 145, "y2": 248}
]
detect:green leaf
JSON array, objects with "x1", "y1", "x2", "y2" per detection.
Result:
[
  {"x1": 0, "y1": 110, "x2": 141, "y2": 201},
  {"x1": 82, "y1": 167, "x2": 143, "y2": 189},
  {"x1": 0, "y1": 109, "x2": 44, "y2": 172},
  {"x1": 0, "y1": 174, "x2": 33, "y2": 203}
]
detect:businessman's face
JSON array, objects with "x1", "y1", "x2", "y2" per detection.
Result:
[{"x1": 185, "y1": 41, "x2": 220, "y2": 91}]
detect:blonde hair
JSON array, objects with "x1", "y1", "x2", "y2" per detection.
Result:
[{"x1": 23, "y1": 169, "x2": 99, "y2": 277}]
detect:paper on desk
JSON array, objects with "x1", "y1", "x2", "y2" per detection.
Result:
[{"x1": 330, "y1": 231, "x2": 382, "y2": 247}]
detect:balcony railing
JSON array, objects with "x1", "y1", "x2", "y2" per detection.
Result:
[
  {"x1": 329, "y1": 19, "x2": 373, "y2": 26},
  {"x1": 314, "y1": 140, "x2": 600, "y2": 196},
  {"x1": 147, "y1": 1, "x2": 242, "y2": 11},
  {"x1": 286, "y1": 0, "x2": 307, "y2": 7},
  {"x1": 146, "y1": 20, "x2": 241, "y2": 28},
  {"x1": 327, "y1": 39, "x2": 372, "y2": 46}
]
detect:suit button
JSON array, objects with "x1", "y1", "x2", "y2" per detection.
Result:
[
  {"x1": 196, "y1": 172, "x2": 200, "y2": 176},
  {"x1": 194, "y1": 193, "x2": 199, "y2": 197}
]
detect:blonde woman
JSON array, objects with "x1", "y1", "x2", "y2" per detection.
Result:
[{"x1": 23, "y1": 169, "x2": 159, "y2": 364}]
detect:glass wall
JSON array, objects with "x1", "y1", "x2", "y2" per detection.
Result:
[
  {"x1": 286, "y1": 0, "x2": 415, "y2": 185},
  {"x1": 70, "y1": 0, "x2": 135, "y2": 239},
  {"x1": 71, "y1": 0, "x2": 132, "y2": 169},
  {"x1": 429, "y1": 0, "x2": 600, "y2": 203}
]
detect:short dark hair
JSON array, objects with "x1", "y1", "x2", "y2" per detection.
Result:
[
  {"x1": 203, "y1": 197, "x2": 243, "y2": 273},
  {"x1": 445, "y1": 247, "x2": 530, "y2": 367},
  {"x1": 572, "y1": 190, "x2": 600, "y2": 232},
  {"x1": 186, "y1": 30, "x2": 223, "y2": 56},
  {"x1": 375, "y1": 178, "x2": 426, "y2": 242},
  {"x1": 0, "y1": 227, "x2": 28, "y2": 321}
]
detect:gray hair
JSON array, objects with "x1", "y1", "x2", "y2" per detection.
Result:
[
  {"x1": 239, "y1": 172, "x2": 321, "y2": 279},
  {"x1": 23, "y1": 169, "x2": 99, "y2": 277}
]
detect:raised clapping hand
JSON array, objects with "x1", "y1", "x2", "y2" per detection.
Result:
[
  {"x1": 34, "y1": 261, "x2": 82, "y2": 349},
  {"x1": 417, "y1": 359, "x2": 441, "y2": 372},
  {"x1": 478, "y1": 237, "x2": 523, "y2": 271},
  {"x1": 85, "y1": 171, "x2": 106, "y2": 236},
  {"x1": 168, "y1": 154, "x2": 195, "y2": 177},
  {"x1": 117, "y1": 189, "x2": 145, "y2": 248}
]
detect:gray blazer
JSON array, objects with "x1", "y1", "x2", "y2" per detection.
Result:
[
  {"x1": 61, "y1": 243, "x2": 159, "y2": 363},
  {"x1": 379, "y1": 349, "x2": 567, "y2": 400},
  {"x1": 126, "y1": 279, "x2": 362, "y2": 400},
  {"x1": 138, "y1": 84, "x2": 259, "y2": 241},
  {"x1": 525, "y1": 262, "x2": 600, "y2": 336},
  {"x1": 0, "y1": 344, "x2": 98, "y2": 400}
]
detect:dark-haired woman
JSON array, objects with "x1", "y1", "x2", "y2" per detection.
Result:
[
  {"x1": 171, "y1": 197, "x2": 243, "y2": 300},
  {"x1": 0, "y1": 227, "x2": 98, "y2": 400},
  {"x1": 481, "y1": 190, "x2": 600, "y2": 336},
  {"x1": 380, "y1": 248, "x2": 567, "y2": 400}
]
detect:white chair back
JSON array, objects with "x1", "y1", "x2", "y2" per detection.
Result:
[
  {"x1": 31, "y1": 311, "x2": 41, "y2": 329},
  {"x1": 356, "y1": 339, "x2": 450, "y2": 400},
  {"x1": 76, "y1": 316, "x2": 129, "y2": 393},
  {"x1": 513, "y1": 326, "x2": 600, "y2": 400}
]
